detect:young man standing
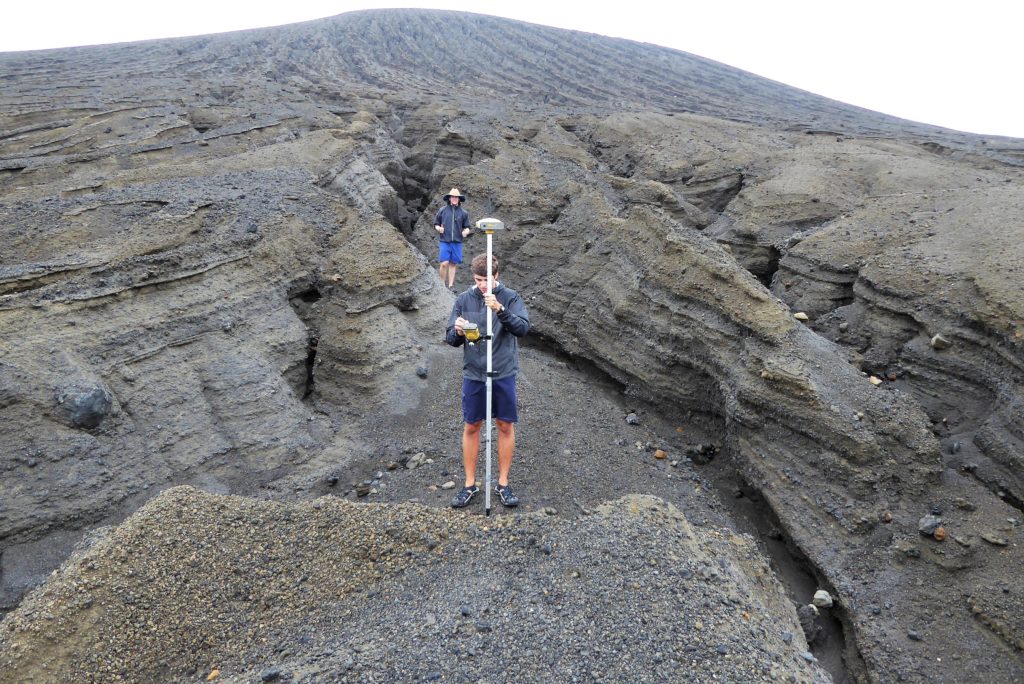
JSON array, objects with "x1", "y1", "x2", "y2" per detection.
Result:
[
  {"x1": 434, "y1": 188, "x2": 471, "y2": 290},
  {"x1": 445, "y1": 253, "x2": 530, "y2": 508}
]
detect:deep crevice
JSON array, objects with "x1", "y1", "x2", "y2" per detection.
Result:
[
  {"x1": 287, "y1": 283, "x2": 323, "y2": 401},
  {"x1": 702, "y1": 454, "x2": 863, "y2": 683},
  {"x1": 754, "y1": 245, "x2": 781, "y2": 288},
  {"x1": 302, "y1": 336, "x2": 319, "y2": 400}
]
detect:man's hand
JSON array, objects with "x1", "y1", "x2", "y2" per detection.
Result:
[
  {"x1": 461, "y1": 228, "x2": 470, "y2": 238},
  {"x1": 454, "y1": 316, "x2": 469, "y2": 335},
  {"x1": 483, "y1": 293, "x2": 502, "y2": 313},
  {"x1": 435, "y1": 225, "x2": 444, "y2": 234}
]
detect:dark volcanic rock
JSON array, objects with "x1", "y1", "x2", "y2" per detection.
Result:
[
  {"x1": 1, "y1": 8, "x2": 1023, "y2": 684},
  {"x1": 56, "y1": 383, "x2": 112, "y2": 428}
]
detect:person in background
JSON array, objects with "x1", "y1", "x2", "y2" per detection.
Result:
[{"x1": 434, "y1": 187, "x2": 471, "y2": 290}]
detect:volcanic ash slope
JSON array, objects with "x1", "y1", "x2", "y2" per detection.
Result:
[{"x1": 0, "y1": 486, "x2": 829, "y2": 683}]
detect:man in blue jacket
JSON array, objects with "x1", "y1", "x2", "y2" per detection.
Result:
[
  {"x1": 434, "y1": 187, "x2": 472, "y2": 290},
  {"x1": 445, "y1": 253, "x2": 530, "y2": 509}
]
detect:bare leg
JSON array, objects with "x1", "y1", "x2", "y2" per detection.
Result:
[
  {"x1": 462, "y1": 420, "x2": 482, "y2": 487},
  {"x1": 448, "y1": 265, "x2": 457, "y2": 288},
  {"x1": 496, "y1": 419, "x2": 515, "y2": 486},
  {"x1": 439, "y1": 261, "x2": 449, "y2": 286}
]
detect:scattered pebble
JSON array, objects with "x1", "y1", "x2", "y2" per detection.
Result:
[
  {"x1": 981, "y1": 533, "x2": 1008, "y2": 546},
  {"x1": 812, "y1": 590, "x2": 833, "y2": 609},
  {"x1": 918, "y1": 514, "x2": 942, "y2": 536},
  {"x1": 259, "y1": 667, "x2": 282, "y2": 682},
  {"x1": 406, "y1": 452, "x2": 428, "y2": 470}
]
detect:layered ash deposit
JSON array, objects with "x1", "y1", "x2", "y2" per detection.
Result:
[{"x1": 2, "y1": 9, "x2": 1023, "y2": 682}]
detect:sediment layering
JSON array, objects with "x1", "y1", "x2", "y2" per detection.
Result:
[{"x1": 2, "y1": 9, "x2": 1023, "y2": 682}]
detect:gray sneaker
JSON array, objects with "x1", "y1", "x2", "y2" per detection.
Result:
[
  {"x1": 450, "y1": 485, "x2": 479, "y2": 508},
  {"x1": 495, "y1": 483, "x2": 520, "y2": 507}
]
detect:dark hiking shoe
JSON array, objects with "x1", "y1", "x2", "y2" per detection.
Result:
[
  {"x1": 450, "y1": 485, "x2": 479, "y2": 508},
  {"x1": 495, "y1": 483, "x2": 520, "y2": 507}
]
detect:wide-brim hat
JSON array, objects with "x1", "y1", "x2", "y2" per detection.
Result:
[{"x1": 443, "y1": 187, "x2": 466, "y2": 201}]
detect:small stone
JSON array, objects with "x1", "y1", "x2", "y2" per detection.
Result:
[
  {"x1": 460, "y1": 605, "x2": 472, "y2": 617},
  {"x1": 800, "y1": 651, "x2": 817, "y2": 663},
  {"x1": 540, "y1": 542, "x2": 553, "y2": 555},
  {"x1": 416, "y1": 366, "x2": 429, "y2": 379},
  {"x1": 868, "y1": 376, "x2": 883, "y2": 386},
  {"x1": 59, "y1": 384, "x2": 113, "y2": 429},
  {"x1": 654, "y1": 449, "x2": 667, "y2": 460},
  {"x1": 716, "y1": 644, "x2": 729, "y2": 655},
  {"x1": 326, "y1": 476, "x2": 339, "y2": 487},
  {"x1": 794, "y1": 312, "x2": 809, "y2": 321},
  {"x1": 207, "y1": 671, "x2": 220, "y2": 682},
  {"x1": 440, "y1": 481, "x2": 456, "y2": 490},
  {"x1": 930, "y1": 334, "x2": 952, "y2": 350},
  {"x1": 625, "y1": 412, "x2": 640, "y2": 425},
  {"x1": 839, "y1": 322, "x2": 849, "y2": 331},
  {"x1": 260, "y1": 667, "x2": 282, "y2": 682},
  {"x1": 782, "y1": 631, "x2": 794, "y2": 644},
  {"x1": 880, "y1": 510, "x2": 893, "y2": 523},
  {"x1": 933, "y1": 526, "x2": 947, "y2": 542},
  {"x1": 355, "y1": 482, "x2": 372, "y2": 497},
  {"x1": 907, "y1": 630, "x2": 922, "y2": 641},
  {"x1": 918, "y1": 514, "x2": 942, "y2": 536},
  {"x1": 812, "y1": 590, "x2": 834, "y2": 608},
  {"x1": 981, "y1": 533, "x2": 1008, "y2": 546}
]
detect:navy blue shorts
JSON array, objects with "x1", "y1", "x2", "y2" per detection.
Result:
[
  {"x1": 462, "y1": 376, "x2": 518, "y2": 424},
  {"x1": 439, "y1": 241, "x2": 463, "y2": 264}
]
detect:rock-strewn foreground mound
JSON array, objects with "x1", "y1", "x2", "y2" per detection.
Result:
[
  {"x1": 2, "y1": 8, "x2": 1024, "y2": 683},
  {"x1": 0, "y1": 487, "x2": 828, "y2": 683}
]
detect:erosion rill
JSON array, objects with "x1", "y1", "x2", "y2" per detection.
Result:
[{"x1": 2, "y1": 9, "x2": 1023, "y2": 682}]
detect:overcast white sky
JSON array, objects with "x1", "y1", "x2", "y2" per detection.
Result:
[{"x1": 3, "y1": 1, "x2": 1022, "y2": 138}]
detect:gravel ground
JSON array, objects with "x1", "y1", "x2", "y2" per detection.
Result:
[{"x1": 0, "y1": 487, "x2": 829, "y2": 683}]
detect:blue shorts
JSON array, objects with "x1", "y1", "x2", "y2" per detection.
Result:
[
  {"x1": 439, "y1": 241, "x2": 463, "y2": 264},
  {"x1": 462, "y1": 376, "x2": 518, "y2": 424}
]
